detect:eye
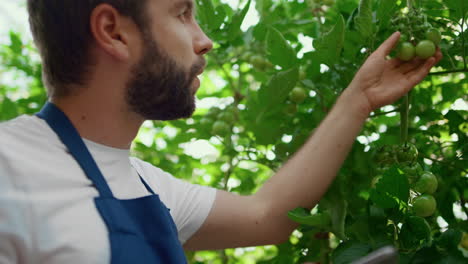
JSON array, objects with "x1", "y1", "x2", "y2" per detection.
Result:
[{"x1": 178, "y1": 8, "x2": 193, "y2": 22}]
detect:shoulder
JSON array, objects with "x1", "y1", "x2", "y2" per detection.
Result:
[
  {"x1": 0, "y1": 115, "x2": 57, "y2": 147},
  {"x1": 128, "y1": 157, "x2": 217, "y2": 206}
]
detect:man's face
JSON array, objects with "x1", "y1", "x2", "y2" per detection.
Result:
[{"x1": 125, "y1": 0, "x2": 212, "y2": 121}]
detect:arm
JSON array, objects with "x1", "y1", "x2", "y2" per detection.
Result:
[{"x1": 184, "y1": 32, "x2": 442, "y2": 250}]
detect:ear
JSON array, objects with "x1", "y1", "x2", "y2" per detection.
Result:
[{"x1": 89, "y1": 4, "x2": 136, "y2": 62}]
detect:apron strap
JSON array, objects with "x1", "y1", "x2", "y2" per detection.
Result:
[
  {"x1": 138, "y1": 175, "x2": 156, "y2": 195},
  {"x1": 36, "y1": 102, "x2": 114, "y2": 198}
]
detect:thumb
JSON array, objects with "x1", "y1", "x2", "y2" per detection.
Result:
[{"x1": 376, "y1": 32, "x2": 401, "y2": 57}]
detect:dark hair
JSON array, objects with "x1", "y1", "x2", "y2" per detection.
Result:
[{"x1": 27, "y1": 0, "x2": 150, "y2": 97}]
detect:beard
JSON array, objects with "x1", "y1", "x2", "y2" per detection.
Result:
[{"x1": 125, "y1": 36, "x2": 205, "y2": 121}]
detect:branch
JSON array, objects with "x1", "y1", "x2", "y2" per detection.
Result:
[
  {"x1": 370, "y1": 108, "x2": 401, "y2": 118},
  {"x1": 428, "y1": 69, "x2": 468, "y2": 76}
]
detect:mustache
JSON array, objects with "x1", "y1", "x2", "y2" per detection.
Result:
[{"x1": 190, "y1": 57, "x2": 206, "y2": 77}]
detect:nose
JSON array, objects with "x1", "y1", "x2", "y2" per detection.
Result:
[{"x1": 194, "y1": 25, "x2": 213, "y2": 55}]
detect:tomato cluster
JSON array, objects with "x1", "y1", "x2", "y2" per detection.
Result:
[
  {"x1": 373, "y1": 143, "x2": 438, "y2": 218},
  {"x1": 201, "y1": 106, "x2": 237, "y2": 137},
  {"x1": 284, "y1": 86, "x2": 308, "y2": 115},
  {"x1": 391, "y1": 9, "x2": 441, "y2": 61}
]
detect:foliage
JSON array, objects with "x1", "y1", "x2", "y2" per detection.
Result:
[{"x1": 1, "y1": 0, "x2": 467, "y2": 263}]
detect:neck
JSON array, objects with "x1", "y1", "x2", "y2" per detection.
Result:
[{"x1": 51, "y1": 93, "x2": 144, "y2": 149}]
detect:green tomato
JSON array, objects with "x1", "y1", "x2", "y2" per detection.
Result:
[
  {"x1": 461, "y1": 232, "x2": 468, "y2": 250},
  {"x1": 425, "y1": 28, "x2": 441, "y2": 46},
  {"x1": 399, "y1": 34, "x2": 409, "y2": 43},
  {"x1": 415, "y1": 40, "x2": 436, "y2": 59},
  {"x1": 200, "y1": 117, "x2": 213, "y2": 127},
  {"x1": 323, "y1": 0, "x2": 334, "y2": 6},
  {"x1": 397, "y1": 143, "x2": 418, "y2": 163},
  {"x1": 289, "y1": 87, "x2": 307, "y2": 104},
  {"x1": 400, "y1": 162, "x2": 423, "y2": 185},
  {"x1": 284, "y1": 103, "x2": 298, "y2": 115},
  {"x1": 412, "y1": 194, "x2": 437, "y2": 217},
  {"x1": 206, "y1": 107, "x2": 221, "y2": 119},
  {"x1": 250, "y1": 55, "x2": 268, "y2": 70},
  {"x1": 241, "y1": 52, "x2": 253, "y2": 61},
  {"x1": 374, "y1": 145, "x2": 397, "y2": 165},
  {"x1": 217, "y1": 112, "x2": 235, "y2": 124},
  {"x1": 212, "y1": 120, "x2": 230, "y2": 137},
  {"x1": 414, "y1": 172, "x2": 438, "y2": 194},
  {"x1": 299, "y1": 69, "x2": 307, "y2": 81},
  {"x1": 397, "y1": 42, "x2": 415, "y2": 61}
]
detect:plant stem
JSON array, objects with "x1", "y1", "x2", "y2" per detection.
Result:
[
  {"x1": 461, "y1": 11, "x2": 466, "y2": 69},
  {"x1": 429, "y1": 68, "x2": 468, "y2": 76},
  {"x1": 400, "y1": 94, "x2": 409, "y2": 143},
  {"x1": 370, "y1": 108, "x2": 401, "y2": 118},
  {"x1": 407, "y1": 0, "x2": 413, "y2": 10}
]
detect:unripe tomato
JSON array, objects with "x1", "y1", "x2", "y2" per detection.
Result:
[
  {"x1": 207, "y1": 107, "x2": 221, "y2": 119},
  {"x1": 241, "y1": 52, "x2": 253, "y2": 62},
  {"x1": 399, "y1": 34, "x2": 409, "y2": 43},
  {"x1": 217, "y1": 112, "x2": 235, "y2": 124},
  {"x1": 412, "y1": 194, "x2": 437, "y2": 217},
  {"x1": 414, "y1": 172, "x2": 438, "y2": 194},
  {"x1": 415, "y1": 40, "x2": 436, "y2": 59},
  {"x1": 200, "y1": 117, "x2": 213, "y2": 127},
  {"x1": 461, "y1": 232, "x2": 468, "y2": 250},
  {"x1": 299, "y1": 69, "x2": 307, "y2": 81},
  {"x1": 250, "y1": 55, "x2": 267, "y2": 70},
  {"x1": 289, "y1": 87, "x2": 307, "y2": 104},
  {"x1": 397, "y1": 42, "x2": 415, "y2": 61},
  {"x1": 284, "y1": 103, "x2": 298, "y2": 115},
  {"x1": 323, "y1": 0, "x2": 334, "y2": 6},
  {"x1": 374, "y1": 145, "x2": 397, "y2": 165},
  {"x1": 425, "y1": 28, "x2": 442, "y2": 45},
  {"x1": 400, "y1": 162, "x2": 423, "y2": 185},
  {"x1": 212, "y1": 120, "x2": 230, "y2": 136},
  {"x1": 397, "y1": 143, "x2": 418, "y2": 163}
]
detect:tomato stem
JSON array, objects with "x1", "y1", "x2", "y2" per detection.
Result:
[{"x1": 400, "y1": 94, "x2": 409, "y2": 143}]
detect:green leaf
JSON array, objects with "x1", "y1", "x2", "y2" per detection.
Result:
[
  {"x1": 266, "y1": 27, "x2": 298, "y2": 69},
  {"x1": 287, "y1": 208, "x2": 331, "y2": 227},
  {"x1": 314, "y1": 15, "x2": 345, "y2": 67},
  {"x1": 437, "y1": 229, "x2": 462, "y2": 251},
  {"x1": 331, "y1": 241, "x2": 371, "y2": 264},
  {"x1": 0, "y1": 95, "x2": 19, "y2": 121},
  {"x1": 227, "y1": 0, "x2": 251, "y2": 41},
  {"x1": 376, "y1": 0, "x2": 398, "y2": 28},
  {"x1": 445, "y1": 110, "x2": 466, "y2": 134},
  {"x1": 445, "y1": 0, "x2": 468, "y2": 21},
  {"x1": 370, "y1": 166, "x2": 410, "y2": 209},
  {"x1": 322, "y1": 182, "x2": 348, "y2": 240},
  {"x1": 399, "y1": 216, "x2": 432, "y2": 250},
  {"x1": 196, "y1": 0, "x2": 225, "y2": 32},
  {"x1": 256, "y1": 67, "x2": 299, "y2": 121},
  {"x1": 9, "y1": 31, "x2": 22, "y2": 55},
  {"x1": 354, "y1": 0, "x2": 373, "y2": 40}
]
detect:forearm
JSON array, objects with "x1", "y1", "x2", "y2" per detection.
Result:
[{"x1": 255, "y1": 88, "x2": 370, "y2": 224}]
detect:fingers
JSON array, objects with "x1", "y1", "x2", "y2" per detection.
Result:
[
  {"x1": 375, "y1": 32, "x2": 401, "y2": 57},
  {"x1": 406, "y1": 57, "x2": 436, "y2": 86},
  {"x1": 398, "y1": 58, "x2": 426, "y2": 74}
]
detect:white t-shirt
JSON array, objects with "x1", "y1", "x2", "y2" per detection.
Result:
[{"x1": 0, "y1": 115, "x2": 217, "y2": 263}]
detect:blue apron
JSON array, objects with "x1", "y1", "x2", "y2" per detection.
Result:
[{"x1": 36, "y1": 102, "x2": 187, "y2": 263}]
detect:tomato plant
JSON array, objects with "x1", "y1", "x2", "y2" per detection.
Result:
[{"x1": 1, "y1": 0, "x2": 467, "y2": 263}]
